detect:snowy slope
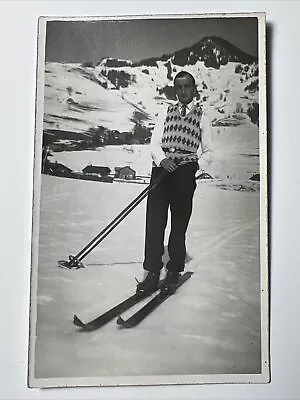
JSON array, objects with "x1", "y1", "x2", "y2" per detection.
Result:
[
  {"x1": 44, "y1": 62, "x2": 137, "y2": 133},
  {"x1": 33, "y1": 138, "x2": 261, "y2": 380},
  {"x1": 43, "y1": 36, "x2": 259, "y2": 141},
  {"x1": 106, "y1": 60, "x2": 258, "y2": 122}
]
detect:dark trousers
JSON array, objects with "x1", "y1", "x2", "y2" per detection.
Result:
[{"x1": 143, "y1": 162, "x2": 198, "y2": 273}]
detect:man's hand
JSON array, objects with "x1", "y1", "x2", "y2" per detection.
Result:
[{"x1": 160, "y1": 158, "x2": 178, "y2": 173}]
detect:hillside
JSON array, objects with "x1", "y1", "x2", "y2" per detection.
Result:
[{"x1": 42, "y1": 36, "x2": 259, "y2": 149}]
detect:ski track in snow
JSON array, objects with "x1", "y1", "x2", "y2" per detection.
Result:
[
  {"x1": 190, "y1": 217, "x2": 259, "y2": 272},
  {"x1": 80, "y1": 218, "x2": 259, "y2": 269}
]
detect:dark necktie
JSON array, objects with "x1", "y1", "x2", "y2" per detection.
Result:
[{"x1": 181, "y1": 105, "x2": 187, "y2": 117}]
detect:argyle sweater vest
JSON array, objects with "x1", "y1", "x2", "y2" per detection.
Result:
[{"x1": 161, "y1": 102, "x2": 203, "y2": 164}]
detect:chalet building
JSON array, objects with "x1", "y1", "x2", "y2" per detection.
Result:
[
  {"x1": 82, "y1": 165, "x2": 111, "y2": 177},
  {"x1": 44, "y1": 161, "x2": 73, "y2": 177},
  {"x1": 114, "y1": 166, "x2": 136, "y2": 180}
]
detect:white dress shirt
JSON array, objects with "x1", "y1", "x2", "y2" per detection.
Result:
[{"x1": 150, "y1": 100, "x2": 214, "y2": 169}]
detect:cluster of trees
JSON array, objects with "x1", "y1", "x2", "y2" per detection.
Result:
[
  {"x1": 172, "y1": 48, "x2": 192, "y2": 66},
  {"x1": 158, "y1": 85, "x2": 176, "y2": 101},
  {"x1": 132, "y1": 57, "x2": 158, "y2": 67},
  {"x1": 170, "y1": 49, "x2": 229, "y2": 70},
  {"x1": 247, "y1": 102, "x2": 259, "y2": 125},
  {"x1": 43, "y1": 122, "x2": 152, "y2": 153},
  {"x1": 87, "y1": 123, "x2": 152, "y2": 147},
  {"x1": 235, "y1": 63, "x2": 258, "y2": 78},
  {"x1": 245, "y1": 79, "x2": 259, "y2": 93},
  {"x1": 204, "y1": 54, "x2": 228, "y2": 69},
  {"x1": 171, "y1": 40, "x2": 230, "y2": 69},
  {"x1": 164, "y1": 61, "x2": 173, "y2": 81},
  {"x1": 134, "y1": 52, "x2": 171, "y2": 67},
  {"x1": 101, "y1": 58, "x2": 132, "y2": 68},
  {"x1": 81, "y1": 61, "x2": 94, "y2": 68},
  {"x1": 101, "y1": 69, "x2": 135, "y2": 89}
]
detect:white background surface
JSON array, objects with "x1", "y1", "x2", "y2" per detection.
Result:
[{"x1": 0, "y1": 1, "x2": 298, "y2": 399}]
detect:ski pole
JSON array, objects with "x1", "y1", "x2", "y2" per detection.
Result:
[
  {"x1": 75, "y1": 183, "x2": 154, "y2": 262},
  {"x1": 75, "y1": 176, "x2": 162, "y2": 261},
  {"x1": 76, "y1": 169, "x2": 168, "y2": 261},
  {"x1": 58, "y1": 168, "x2": 168, "y2": 269}
]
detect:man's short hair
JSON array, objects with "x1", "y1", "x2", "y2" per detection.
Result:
[{"x1": 174, "y1": 71, "x2": 196, "y2": 86}]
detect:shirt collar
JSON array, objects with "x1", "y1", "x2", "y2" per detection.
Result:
[{"x1": 179, "y1": 99, "x2": 194, "y2": 111}]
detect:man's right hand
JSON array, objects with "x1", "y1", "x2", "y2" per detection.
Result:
[{"x1": 160, "y1": 158, "x2": 178, "y2": 173}]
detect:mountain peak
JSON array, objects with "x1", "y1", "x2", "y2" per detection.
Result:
[
  {"x1": 193, "y1": 36, "x2": 257, "y2": 62},
  {"x1": 135, "y1": 36, "x2": 257, "y2": 69},
  {"x1": 171, "y1": 35, "x2": 257, "y2": 68}
]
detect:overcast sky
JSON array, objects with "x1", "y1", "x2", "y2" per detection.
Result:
[{"x1": 45, "y1": 17, "x2": 258, "y2": 64}]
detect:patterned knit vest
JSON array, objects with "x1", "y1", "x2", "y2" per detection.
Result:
[{"x1": 161, "y1": 102, "x2": 203, "y2": 164}]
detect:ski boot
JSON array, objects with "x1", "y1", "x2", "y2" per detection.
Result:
[
  {"x1": 161, "y1": 271, "x2": 181, "y2": 293},
  {"x1": 136, "y1": 271, "x2": 160, "y2": 294}
]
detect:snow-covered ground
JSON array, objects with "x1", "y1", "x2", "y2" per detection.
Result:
[
  {"x1": 51, "y1": 144, "x2": 153, "y2": 176},
  {"x1": 31, "y1": 123, "x2": 263, "y2": 382}
]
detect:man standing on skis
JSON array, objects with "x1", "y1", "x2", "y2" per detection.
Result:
[{"x1": 137, "y1": 71, "x2": 214, "y2": 293}]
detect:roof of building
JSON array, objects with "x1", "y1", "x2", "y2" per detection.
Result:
[
  {"x1": 114, "y1": 166, "x2": 135, "y2": 172},
  {"x1": 82, "y1": 165, "x2": 111, "y2": 174}
]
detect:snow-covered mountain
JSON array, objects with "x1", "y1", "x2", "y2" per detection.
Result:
[
  {"x1": 132, "y1": 36, "x2": 257, "y2": 68},
  {"x1": 43, "y1": 36, "x2": 259, "y2": 147}
]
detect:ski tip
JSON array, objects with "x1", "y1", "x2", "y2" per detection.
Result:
[
  {"x1": 184, "y1": 271, "x2": 194, "y2": 278},
  {"x1": 73, "y1": 314, "x2": 87, "y2": 329},
  {"x1": 116, "y1": 316, "x2": 131, "y2": 328},
  {"x1": 116, "y1": 316, "x2": 125, "y2": 325}
]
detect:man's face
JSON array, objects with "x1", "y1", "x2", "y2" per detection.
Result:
[{"x1": 174, "y1": 76, "x2": 195, "y2": 105}]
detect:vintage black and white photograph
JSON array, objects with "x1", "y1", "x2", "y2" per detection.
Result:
[{"x1": 29, "y1": 13, "x2": 269, "y2": 387}]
